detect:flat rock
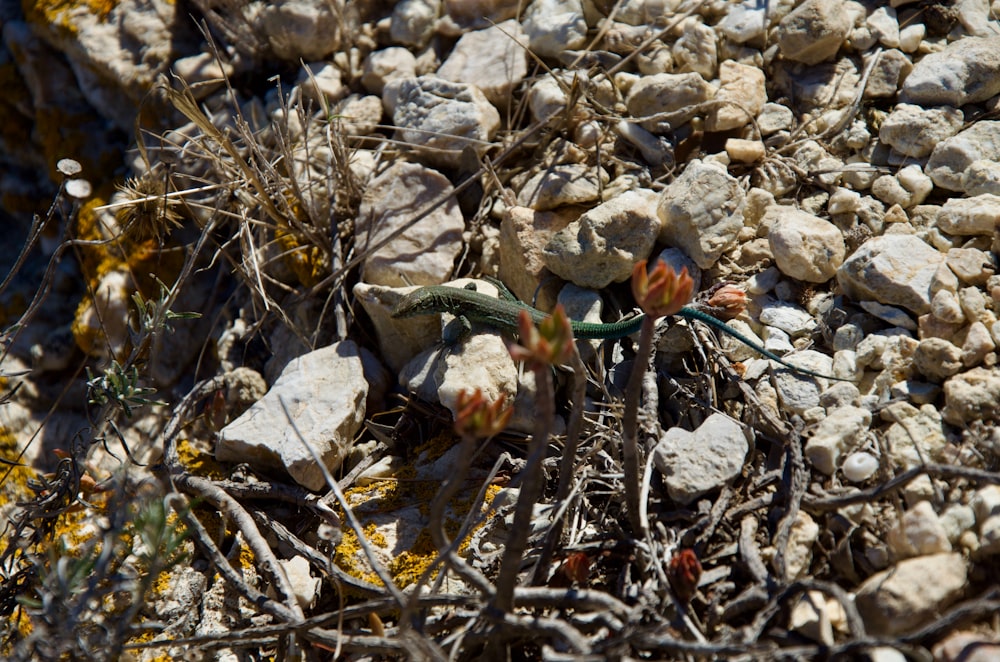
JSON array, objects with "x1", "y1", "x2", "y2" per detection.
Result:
[
  {"x1": 936, "y1": 194, "x2": 1000, "y2": 236},
  {"x1": 521, "y1": 0, "x2": 587, "y2": 58},
  {"x1": 257, "y1": 0, "x2": 342, "y2": 61},
  {"x1": 837, "y1": 234, "x2": 944, "y2": 315},
  {"x1": 356, "y1": 161, "x2": 464, "y2": 287},
  {"x1": 543, "y1": 189, "x2": 660, "y2": 289},
  {"x1": 883, "y1": 402, "x2": 949, "y2": 469},
  {"x1": 900, "y1": 36, "x2": 1000, "y2": 106},
  {"x1": 516, "y1": 164, "x2": 607, "y2": 211},
  {"x1": 706, "y1": 61, "x2": 766, "y2": 132},
  {"x1": 805, "y1": 405, "x2": 871, "y2": 474},
  {"x1": 653, "y1": 413, "x2": 750, "y2": 505},
  {"x1": 657, "y1": 160, "x2": 745, "y2": 269},
  {"x1": 217, "y1": 341, "x2": 368, "y2": 491},
  {"x1": 879, "y1": 104, "x2": 964, "y2": 158},
  {"x1": 776, "y1": 0, "x2": 852, "y2": 65},
  {"x1": 498, "y1": 206, "x2": 577, "y2": 307},
  {"x1": 913, "y1": 338, "x2": 963, "y2": 381},
  {"x1": 391, "y1": 76, "x2": 501, "y2": 167},
  {"x1": 888, "y1": 500, "x2": 952, "y2": 558},
  {"x1": 362, "y1": 47, "x2": 417, "y2": 95},
  {"x1": 626, "y1": 72, "x2": 716, "y2": 133},
  {"x1": 766, "y1": 207, "x2": 845, "y2": 283},
  {"x1": 942, "y1": 367, "x2": 1000, "y2": 426},
  {"x1": 437, "y1": 20, "x2": 527, "y2": 106},
  {"x1": 390, "y1": 0, "x2": 439, "y2": 47},
  {"x1": 855, "y1": 553, "x2": 967, "y2": 636},
  {"x1": 926, "y1": 121, "x2": 1000, "y2": 192}
]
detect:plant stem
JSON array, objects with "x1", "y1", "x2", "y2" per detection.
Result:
[
  {"x1": 622, "y1": 315, "x2": 656, "y2": 536},
  {"x1": 492, "y1": 366, "x2": 554, "y2": 613}
]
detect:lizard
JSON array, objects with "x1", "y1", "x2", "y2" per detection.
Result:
[{"x1": 390, "y1": 281, "x2": 850, "y2": 382}]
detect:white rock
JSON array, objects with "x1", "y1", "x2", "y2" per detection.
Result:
[
  {"x1": 859, "y1": 301, "x2": 917, "y2": 331},
  {"x1": 16, "y1": 0, "x2": 194, "y2": 129},
  {"x1": 626, "y1": 73, "x2": 716, "y2": 133},
  {"x1": 331, "y1": 94, "x2": 383, "y2": 137},
  {"x1": 356, "y1": 161, "x2": 464, "y2": 287},
  {"x1": 392, "y1": 76, "x2": 500, "y2": 166},
  {"x1": 718, "y1": 320, "x2": 764, "y2": 362},
  {"x1": 910, "y1": 337, "x2": 962, "y2": 380},
  {"x1": 777, "y1": 0, "x2": 852, "y2": 65},
  {"x1": 527, "y1": 72, "x2": 578, "y2": 123},
  {"x1": 437, "y1": 20, "x2": 527, "y2": 106},
  {"x1": 932, "y1": 289, "x2": 966, "y2": 325},
  {"x1": 443, "y1": 0, "x2": 517, "y2": 27},
  {"x1": 277, "y1": 556, "x2": 320, "y2": 609},
  {"x1": 962, "y1": 159, "x2": 1000, "y2": 195},
  {"x1": 789, "y1": 591, "x2": 837, "y2": 645},
  {"x1": 295, "y1": 61, "x2": 346, "y2": 107},
  {"x1": 785, "y1": 511, "x2": 820, "y2": 579},
  {"x1": 962, "y1": 321, "x2": 996, "y2": 367},
  {"x1": 973, "y1": 485, "x2": 1000, "y2": 523},
  {"x1": 362, "y1": 47, "x2": 417, "y2": 96},
  {"x1": 895, "y1": 165, "x2": 934, "y2": 207},
  {"x1": 707, "y1": 61, "x2": 766, "y2": 132},
  {"x1": 926, "y1": 121, "x2": 1000, "y2": 192},
  {"x1": 879, "y1": 104, "x2": 964, "y2": 158},
  {"x1": 855, "y1": 553, "x2": 967, "y2": 636},
  {"x1": 757, "y1": 103, "x2": 794, "y2": 135},
  {"x1": 718, "y1": 0, "x2": 767, "y2": 43},
  {"x1": 672, "y1": 17, "x2": 717, "y2": 78},
  {"x1": 837, "y1": 234, "x2": 945, "y2": 315},
  {"x1": 498, "y1": 205, "x2": 576, "y2": 307},
  {"x1": 795, "y1": 141, "x2": 845, "y2": 188},
  {"x1": 860, "y1": 48, "x2": 910, "y2": 99},
  {"x1": 615, "y1": 120, "x2": 673, "y2": 164},
  {"x1": 805, "y1": 405, "x2": 872, "y2": 475},
  {"x1": 936, "y1": 194, "x2": 1000, "y2": 236},
  {"x1": 258, "y1": 0, "x2": 342, "y2": 61},
  {"x1": 942, "y1": 367, "x2": 1000, "y2": 425},
  {"x1": 842, "y1": 451, "x2": 879, "y2": 482},
  {"x1": 763, "y1": 326, "x2": 795, "y2": 354},
  {"x1": 828, "y1": 187, "x2": 861, "y2": 215},
  {"x1": 766, "y1": 207, "x2": 845, "y2": 283},
  {"x1": 725, "y1": 138, "x2": 766, "y2": 163},
  {"x1": 888, "y1": 500, "x2": 953, "y2": 558},
  {"x1": 521, "y1": 0, "x2": 587, "y2": 58},
  {"x1": 543, "y1": 190, "x2": 660, "y2": 288},
  {"x1": 772, "y1": 350, "x2": 835, "y2": 414},
  {"x1": 900, "y1": 36, "x2": 1000, "y2": 106},
  {"x1": 758, "y1": 299, "x2": 817, "y2": 336},
  {"x1": 516, "y1": 164, "x2": 606, "y2": 211},
  {"x1": 939, "y1": 504, "x2": 976, "y2": 545},
  {"x1": 883, "y1": 403, "x2": 949, "y2": 469},
  {"x1": 390, "y1": 0, "x2": 440, "y2": 47},
  {"x1": 867, "y1": 6, "x2": 900, "y2": 48},
  {"x1": 898, "y1": 23, "x2": 925, "y2": 52},
  {"x1": 653, "y1": 413, "x2": 750, "y2": 505},
  {"x1": 217, "y1": 342, "x2": 368, "y2": 491},
  {"x1": 657, "y1": 160, "x2": 745, "y2": 269}
]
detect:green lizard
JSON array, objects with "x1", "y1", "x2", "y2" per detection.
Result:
[{"x1": 391, "y1": 282, "x2": 849, "y2": 382}]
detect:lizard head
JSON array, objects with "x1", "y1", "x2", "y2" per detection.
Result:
[{"x1": 390, "y1": 290, "x2": 440, "y2": 319}]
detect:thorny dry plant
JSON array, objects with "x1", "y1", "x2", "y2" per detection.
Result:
[{"x1": 1, "y1": 6, "x2": 1000, "y2": 662}]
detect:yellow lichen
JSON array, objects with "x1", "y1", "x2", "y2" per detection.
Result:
[
  {"x1": 176, "y1": 438, "x2": 226, "y2": 480},
  {"x1": 273, "y1": 225, "x2": 327, "y2": 287},
  {"x1": 23, "y1": 0, "x2": 121, "y2": 36}
]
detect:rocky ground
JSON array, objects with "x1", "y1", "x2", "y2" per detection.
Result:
[{"x1": 1, "y1": 0, "x2": 1000, "y2": 659}]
